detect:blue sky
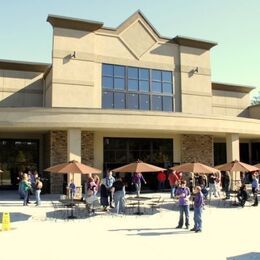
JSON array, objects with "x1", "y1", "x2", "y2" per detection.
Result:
[{"x1": 1, "y1": 0, "x2": 260, "y2": 98}]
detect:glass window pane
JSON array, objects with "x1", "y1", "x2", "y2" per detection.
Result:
[
  {"x1": 102, "y1": 91, "x2": 113, "y2": 108},
  {"x1": 114, "y1": 65, "x2": 125, "y2": 77},
  {"x1": 151, "y1": 82, "x2": 162, "y2": 93},
  {"x1": 162, "y1": 71, "x2": 172, "y2": 82},
  {"x1": 114, "y1": 78, "x2": 125, "y2": 90},
  {"x1": 102, "y1": 64, "x2": 113, "y2": 76},
  {"x1": 128, "y1": 67, "x2": 138, "y2": 79},
  {"x1": 102, "y1": 76, "x2": 113, "y2": 89},
  {"x1": 162, "y1": 83, "x2": 172, "y2": 94},
  {"x1": 139, "y1": 68, "x2": 149, "y2": 80},
  {"x1": 128, "y1": 79, "x2": 138, "y2": 91},
  {"x1": 114, "y1": 92, "x2": 125, "y2": 109},
  {"x1": 139, "y1": 94, "x2": 149, "y2": 110},
  {"x1": 152, "y1": 95, "x2": 162, "y2": 111},
  {"x1": 152, "y1": 70, "x2": 161, "y2": 81},
  {"x1": 139, "y1": 80, "x2": 149, "y2": 92},
  {"x1": 163, "y1": 96, "x2": 173, "y2": 111},
  {"x1": 127, "y1": 93, "x2": 138, "y2": 109}
]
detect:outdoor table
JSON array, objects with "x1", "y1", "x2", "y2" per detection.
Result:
[
  {"x1": 127, "y1": 196, "x2": 151, "y2": 215},
  {"x1": 59, "y1": 199, "x2": 83, "y2": 219}
]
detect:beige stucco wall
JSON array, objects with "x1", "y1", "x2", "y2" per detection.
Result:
[
  {"x1": 0, "y1": 69, "x2": 44, "y2": 107},
  {"x1": 44, "y1": 69, "x2": 52, "y2": 107},
  {"x1": 179, "y1": 46, "x2": 212, "y2": 115},
  {"x1": 49, "y1": 18, "x2": 182, "y2": 109},
  {"x1": 212, "y1": 90, "x2": 250, "y2": 117}
]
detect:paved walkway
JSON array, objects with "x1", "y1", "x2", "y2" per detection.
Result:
[{"x1": 0, "y1": 191, "x2": 260, "y2": 260}]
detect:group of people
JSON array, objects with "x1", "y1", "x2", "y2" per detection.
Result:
[
  {"x1": 82, "y1": 171, "x2": 147, "y2": 214},
  {"x1": 18, "y1": 170, "x2": 43, "y2": 206}
]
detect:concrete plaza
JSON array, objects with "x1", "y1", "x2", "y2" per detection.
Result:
[{"x1": 0, "y1": 191, "x2": 260, "y2": 260}]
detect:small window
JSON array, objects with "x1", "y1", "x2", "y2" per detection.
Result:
[
  {"x1": 128, "y1": 67, "x2": 138, "y2": 79},
  {"x1": 102, "y1": 64, "x2": 113, "y2": 76},
  {"x1": 102, "y1": 76, "x2": 113, "y2": 89},
  {"x1": 163, "y1": 96, "x2": 173, "y2": 111},
  {"x1": 152, "y1": 70, "x2": 161, "y2": 81},
  {"x1": 139, "y1": 80, "x2": 149, "y2": 92},
  {"x1": 140, "y1": 94, "x2": 150, "y2": 110},
  {"x1": 114, "y1": 78, "x2": 125, "y2": 90},
  {"x1": 162, "y1": 83, "x2": 172, "y2": 94},
  {"x1": 127, "y1": 93, "x2": 138, "y2": 109},
  {"x1": 151, "y1": 82, "x2": 162, "y2": 93},
  {"x1": 114, "y1": 92, "x2": 125, "y2": 109},
  {"x1": 152, "y1": 95, "x2": 162, "y2": 111},
  {"x1": 114, "y1": 65, "x2": 125, "y2": 77},
  {"x1": 102, "y1": 91, "x2": 113, "y2": 108},
  {"x1": 128, "y1": 79, "x2": 138, "y2": 91},
  {"x1": 139, "y1": 68, "x2": 149, "y2": 80},
  {"x1": 162, "y1": 71, "x2": 172, "y2": 82}
]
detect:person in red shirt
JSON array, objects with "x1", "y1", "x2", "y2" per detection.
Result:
[
  {"x1": 157, "y1": 171, "x2": 167, "y2": 191},
  {"x1": 168, "y1": 170, "x2": 182, "y2": 198}
]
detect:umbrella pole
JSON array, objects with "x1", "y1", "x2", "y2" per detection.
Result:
[{"x1": 68, "y1": 173, "x2": 77, "y2": 219}]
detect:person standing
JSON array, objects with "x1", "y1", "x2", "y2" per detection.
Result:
[
  {"x1": 190, "y1": 186, "x2": 204, "y2": 232},
  {"x1": 223, "y1": 171, "x2": 231, "y2": 200},
  {"x1": 251, "y1": 173, "x2": 259, "y2": 207},
  {"x1": 35, "y1": 177, "x2": 43, "y2": 206},
  {"x1": 68, "y1": 180, "x2": 76, "y2": 199},
  {"x1": 157, "y1": 171, "x2": 166, "y2": 191},
  {"x1": 132, "y1": 172, "x2": 146, "y2": 197},
  {"x1": 112, "y1": 177, "x2": 126, "y2": 214},
  {"x1": 175, "y1": 180, "x2": 191, "y2": 229},
  {"x1": 21, "y1": 173, "x2": 32, "y2": 206},
  {"x1": 237, "y1": 184, "x2": 248, "y2": 207},
  {"x1": 102, "y1": 171, "x2": 115, "y2": 208},
  {"x1": 168, "y1": 171, "x2": 180, "y2": 198}
]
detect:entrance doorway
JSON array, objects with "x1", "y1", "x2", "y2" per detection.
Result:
[
  {"x1": 0, "y1": 139, "x2": 39, "y2": 189},
  {"x1": 103, "y1": 137, "x2": 173, "y2": 191}
]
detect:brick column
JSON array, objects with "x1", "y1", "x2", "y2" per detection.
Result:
[
  {"x1": 181, "y1": 134, "x2": 213, "y2": 165},
  {"x1": 49, "y1": 131, "x2": 67, "y2": 193}
]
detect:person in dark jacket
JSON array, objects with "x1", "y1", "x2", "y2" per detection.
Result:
[{"x1": 237, "y1": 184, "x2": 249, "y2": 207}]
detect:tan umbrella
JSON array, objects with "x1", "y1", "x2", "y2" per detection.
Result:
[
  {"x1": 215, "y1": 160, "x2": 259, "y2": 172},
  {"x1": 254, "y1": 163, "x2": 260, "y2": 170},
  {"x1": 44, "y1": 160, "x2": 101, "y2": 174},
  {"x1": 170, "y1": 162, "x2": 219, "y2": 174},
  {"x1": 45, "y1": 160, "x2": 102, "y2": 219},
  {"x1": 111, "y1": 160, "x2": 166, "y2": 173}
]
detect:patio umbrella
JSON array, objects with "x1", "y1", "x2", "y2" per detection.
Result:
[
  {"x1": 44, "y1": 160, "x2": 102, "y2": 219},
  {"x1": 44, "y1": 160, "x2": 102, "y2": 175},
  {"x1": 170, "y1": 162, "x2": 219, "y2": 174},
  {"x1": 215, "y1": 160, "x2": 259, "y2": 172},
  {"x1": 111, "y1": 160, "x2": 166, "y2": 173},
  {"x1": 254, "y1": 163, "x2": 260, "y2": 170}
]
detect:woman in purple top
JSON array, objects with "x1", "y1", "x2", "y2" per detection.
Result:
[
  {"x1": 175, "y1": 180, "x2": 190, "y2": 229},
  {"x1": 191, "y1": 186, "x2": 204, "y2": 233},
  {"x1": 132, "y1": 172, "x2": 146, "y2": 197}
]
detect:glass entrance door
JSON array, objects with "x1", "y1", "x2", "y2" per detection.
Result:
[{"x1": 0, "y1": 139, "x2": 39, "y2": 189}]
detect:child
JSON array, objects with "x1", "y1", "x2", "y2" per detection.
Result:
[{"x1": 190, "y1": 186, "x2": 204, "y2": 233}]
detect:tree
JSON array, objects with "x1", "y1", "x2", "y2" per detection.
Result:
[{"x1": 251, "y1": 90, "x2": 260, "y2": 105}]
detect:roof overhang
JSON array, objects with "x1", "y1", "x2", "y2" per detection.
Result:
[
  {"x1": 47, "y1": 14, "x2": 103, "y2": 31},
  {"x1": 173, "y1": 36, "x2": 217, "y2": 50},
  {"x1": 212, "y1": 82, "x2": 255, "y2": 93},
  {"x1": 0, "y1": 108, "x2": 259, "y2": 138},
  {"x1": 0, "y1": 59, "x2": 51, "y2": 73}
]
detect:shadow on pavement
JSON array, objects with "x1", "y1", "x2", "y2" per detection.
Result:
[
  {"x1": 0, "y1": 212, "x2": 31, "y2": 222},
  {"x1": 226, "y1": 252, "x2": 260, "y2": 260}
]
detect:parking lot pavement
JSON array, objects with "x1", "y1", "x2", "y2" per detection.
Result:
[{"x1": 0, "y1": 191, "x2": 260, "y2": 260}]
